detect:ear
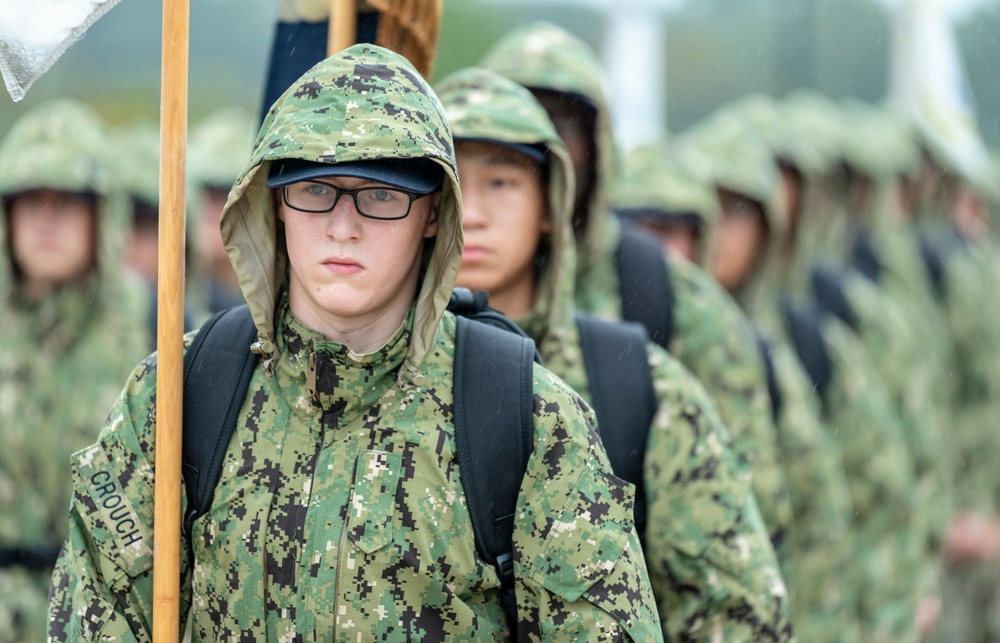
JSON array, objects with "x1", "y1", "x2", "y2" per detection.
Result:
[
  {"x1": 423, "y1": 193, "x2": 441, "y2": 239},
  {"x1": 273, "y1": 189, "x2": 285, "y2": 222},
  {"x1": 539, "y1": 198, "x2": 553, "y2": 233}
]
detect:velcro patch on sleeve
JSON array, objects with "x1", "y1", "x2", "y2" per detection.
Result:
[{"x1": 73, "y1": 443, "x2": 153, "y2": 577}]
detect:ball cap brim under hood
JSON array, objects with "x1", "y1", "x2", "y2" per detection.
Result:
[{"x1": 267, "y1": 157, "x2": 444, "y2": 193}]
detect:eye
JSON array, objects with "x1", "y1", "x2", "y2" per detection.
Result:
[
  {"x1": 368, "y1": 188, "x2": 403, "y2": 203},
  {"x1": 488, "y1": 175, "x2": 518, "y2": 189},
  {"x1": 305, "y1": 183, "x2": 334, "y2": 197}
]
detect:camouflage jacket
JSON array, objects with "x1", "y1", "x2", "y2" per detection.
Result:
[
  {"x1": 0, "y1": 100, "x2": 150, "y2": 643},
  {"x1": 48, "y1": 46, "x2": 660, "y2": 642},
  {"x1": 623, "y1": 121, "x2": 861, "y2": 642},
  {"x1": 438, "y1": 67, "x2": 792, "y2": 642},
  {"x1": 481, "y1": 20, "x2": 793, "y2": 572}
]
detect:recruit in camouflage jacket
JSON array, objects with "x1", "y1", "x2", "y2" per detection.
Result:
[
  {"x1": 480, "y1": 23, "x2": 795, "y2": 565},
  {"x1": 0, "y1": 100, "x2": 150, "y2": 643},
  {"x1": 438, "y1": 67, "x2": 793, "y2": 642},
  {"x1": 618, "y1": 131, "x2": 862, "y2": 643},
  {"x1": 48, "y1": 45, "x2": 661, "y2": 642},
  {"x1": 700, "y1": 105, "x2": 926, "y2": 642}
]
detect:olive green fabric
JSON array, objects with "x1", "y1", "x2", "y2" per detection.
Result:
[
  {"x1": 0, "y1": 100, "x2": 150, "y2": 643},
  {"x1": 615, "y1": 139, "x2": 721, "y2": 266},
  {"x1": 439, "y1": 66, "x2": 793, "y2": 642},
  {"x1": 48, "y1": 45, "x2": 661, "y2": 641},
  {"x1": 707, "y1": 97, "x2": 931, "y2": 641},
  {"x1": 481, "y1": 22, "x2": 794, "y2": 574},
  {"x1": 670, "y1": 112, "x2": 863, "y2": 641},
  {"x1": 188, "y1": 107, "x2": 258, "y2": 191}
]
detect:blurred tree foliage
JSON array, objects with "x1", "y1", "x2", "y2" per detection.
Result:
[{"x1": 1, "y1": 0, "x2": 997, "y2": 146}]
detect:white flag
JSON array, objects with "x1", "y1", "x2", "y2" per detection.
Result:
[
  {"x1": 890, "y1": 0, "x2": 990, "y2": 184},
  {"x1": 0, "y1": 0, "x2": 123, "y2": 101}
]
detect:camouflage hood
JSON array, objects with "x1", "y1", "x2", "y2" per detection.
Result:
[
  {"x1": 220, "y1": 44, "x2": 461, "y2": 383},
  {"x1": 481, "y1": 22, "x2": 620, "y2": 291},
  {"x1": 436, "y1": 67, "x2": 576, "y2": 354},
  {"x1": 615, "y1": 139, "x2": 721, "y2": 267},
  {"x1": 0, "y1": 100, "x2": 132, "y2": 312},
  {"x1": 678, "y1": 114, "x2": 787, "y2": 310},
  {"x1": 188, "y1": 107, "x2": 258, "y2": 191}
]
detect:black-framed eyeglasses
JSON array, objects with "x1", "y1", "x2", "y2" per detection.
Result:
[{"x1": 280, "y1": 180, "x2": 429, "y2": 220}]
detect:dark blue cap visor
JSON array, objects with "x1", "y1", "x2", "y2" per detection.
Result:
[
  {"x1": 267, "y1": 157, "x2": 444, "y2": 193},
  {"x1": 455, "y1": 137, "x2": 549, "y2": 165}
]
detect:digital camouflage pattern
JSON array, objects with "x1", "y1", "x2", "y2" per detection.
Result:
[
  {"x1": 481, "y1": 22, "x2": 794, "y2": 570},
  {"x1": 615, "y1": 140, "x2": 721, "y2": 266},
  {"x1": 186, "y1": 107, "x2": 259, "y2": 321},
  {"x1": 698, "y1": 100, "x2": 928, "y2": 641},
  {"x1": 48, "y1": 45, "x2": 661, "y2": 641},
  {"x1": 0, "y1": 100, "x2": 151, "y2": 643},
  {"x1": 620, "y1": 126, "x2": 862, "y2": 642},
  {"x1": 438, "y1": 67, "x2": 792, "y2": 642}
]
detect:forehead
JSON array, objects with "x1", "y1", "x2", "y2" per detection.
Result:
[{"x1": 455, "y1": 141, "x2": 542, "y2": 173}]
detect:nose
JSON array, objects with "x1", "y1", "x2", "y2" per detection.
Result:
[
  {"x1": 460, "y1": 186, "x2": 487, "y2": 229},
  {"x1": 324, "y1": 192, "x2": 363, "y2": 241}
]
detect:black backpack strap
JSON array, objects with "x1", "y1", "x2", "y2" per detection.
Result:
[
  {"x1": 850, "y1": 230, "x2": 883, "y2": 284},
  {"x1": 615, "y1": 220, "x2": 675, "y2": 350},
  {"x1": 919, "y1": 230, "x2": 947, "y2": 300},
  {"x1": 182, "y1": 305, "x2": 259, "y2": 537},
  {"x1": 575, "y1": 312, "x2": 655, "y2": 545},
  {"x1": 752, "y1": 328, "x2": 783, "y2": 425},
  {"x1": 810, "y1": 264, "x2": 858, "y2": 330},
  {"x1": 780, "y1": 298, "x2": 833, "y2": 404},
  {"x1": 451, "y1": 290, "x2": 537, "y2": 636}
]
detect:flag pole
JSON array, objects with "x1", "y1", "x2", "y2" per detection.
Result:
[
  {"x1": 153, "y1": 0, "x2": 188, "y2": 638},
  {"x1": 329, "y1": 0, "x2": 357, "y2": 55}
]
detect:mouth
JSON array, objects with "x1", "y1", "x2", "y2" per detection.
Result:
[
  {"x1": 461, "y1": 245, "x2": 489, "y2": 261},
  {"x1": 322, "y1": 258, "x2": 363, "y2": 276}
]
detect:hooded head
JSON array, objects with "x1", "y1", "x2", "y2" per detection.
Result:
[
  {"x1": 113, "y1": 123, "x2": 163, "y2": 283},
  {"x1": 0, "y1": 100, "x2": 129, "y2": 303},
  {"x1": 480, "y1": 22, "x2": 619, "y2": 282},
  {"x1": 436, "y1": 66, "x2": 575, "y2": 351},
  {"x1": 679, "y1": 114, "x2": 786, "y2": 308},
  {"x1": 615, "y1": 139, "x2": 721, "y2": 266},
  {"x1": 220, "y1": 44, "x2": 461, "y2": 384}
]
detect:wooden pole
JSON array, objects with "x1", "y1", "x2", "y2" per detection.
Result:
[
  {"x1": 153, "y1": 0, "x2": 188, "y2": 639},
  {"x1": 328, "y1": 0, "x2": 357, "y2": 56}
]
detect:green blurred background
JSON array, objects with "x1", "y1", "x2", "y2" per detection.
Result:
[{"x1": 2, "y1": 0, "x2": 998, "y2": 145}]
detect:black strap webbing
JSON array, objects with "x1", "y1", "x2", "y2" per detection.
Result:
[
  {"x1": 810, "y1": 264, "x2": 858, "y2": 331},
  {"x1": 780, "y1": 298, "x2": 833, "y2": 404},
  {"x1": 850, "y1": 231, "x2": 883, "y2": 284},
  {"x1": 182, "y1": 305, "x2": 259, "y2": 536},
  {"x1": 0, "y1": 543, "x2": 62, "y2": 570},
  {"x1": 575, "y1": 312, "x2": 655, "y2": 544},
  {"x1": 919, "y1": 231, "x2": 947, "y2": 300},
  {"x1": 615, "y1": 221, "x2": 675, "y2": 350},
  {"x1": 753, "y1": 330, "x2": 783, "y2": 425},
  {"x1": 452, "y1": 311, "x2": 536, "y2": 637}
]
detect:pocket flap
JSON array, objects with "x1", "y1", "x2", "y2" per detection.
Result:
[{"x1": 528, "y1": 467, "x2": 635, "y2": 602}]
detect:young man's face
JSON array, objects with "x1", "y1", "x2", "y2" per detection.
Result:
[
  {"x1": 629, "y1": 216, "x2": 701, "y2": 263},
  {"x1": 277, "y1": 176, "x2": 438, "y2": 332},
  {"x1": 125, "y1": 216, "x2": 159, "y2": 283},
  {"x1": 454, "y1": 142, "x2": 548, "y2": 318},
  {"x1": 198, "y1": 186, "x2": 234, "y2": 276},
  {"x1": 711, "y1": 189, "x2": 768, "y2": 292},
  {"x1": 7, "y1": 189, "x2": 96, "y2": 291}
]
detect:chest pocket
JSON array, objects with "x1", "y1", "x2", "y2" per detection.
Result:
[
  {"x1": 528, "y1": 466, "x2": 635, "y2": 601},
  {"x1": 346, "y1": 450, "x2": 403, "y2": 553}
]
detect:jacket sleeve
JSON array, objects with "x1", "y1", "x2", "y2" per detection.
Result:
[
  {"x1": 666, "y1": 256, "x2": 794, "y2": 565},
  {"x1": 512, "y1": 364, "x2": 663, "y2": 643},
  {"x1": 769, "y1": 343, "x2": 862, "y2": 641},
  {"x1": 820, "y1": 319, "x2": 923, "y2": 641},
  {"x1": 48, "y1": 355, "x2": 193, "y2": 642},
  {"x1": 642, "y1": 344, "x2": 795, "y2": 642}
]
